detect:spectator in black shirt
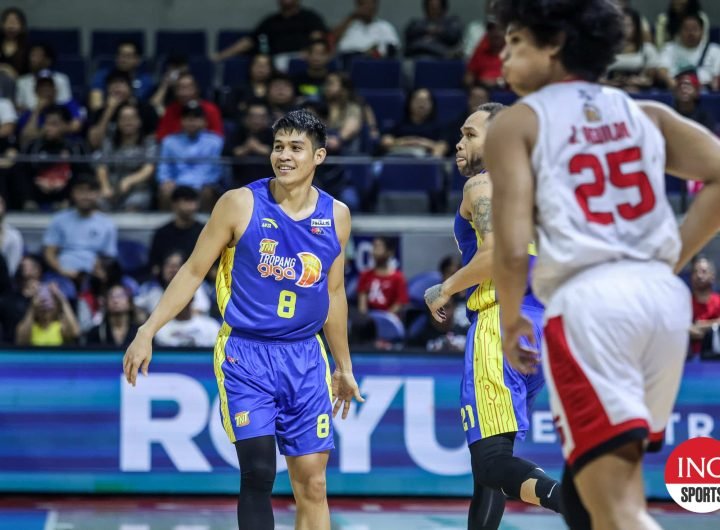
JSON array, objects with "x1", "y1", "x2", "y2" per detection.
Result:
[
  {"x1": 0, "y1": 254, "x2": 42, "y2": 343},
  {"x1": 147, "y1": 186, "x2": 203, "y2": 275},
  {"x1": 266, "y1": 73, "x2": 299, "y2": 121},
  {"x1": 85, "y1": 283, "x2": 139, "y2": 348},
  {"x1": 225, "y1": 100, "x2": 273, "y2": 187},
  {"x1": 381, "y1": 87, "x2": 448, "y2": 157},
  {"x1": 220, "y1": 53, "x2": 274, "y2": 120},
  {"x1": 87, "y1": 70, "x2": 158, "y2": 150},
  {"x1": 212, "y1": 0, "x2": 326, "y2": 68},
  {"x1": 0, "y1": 7, "x2": 29, "y2": 78},
  {"x1": 405, "y1": 0, "x2": 463, "y2": 59},
  {"x1": 673, "y1": 69, "x2": 716, "y2": 133},
  {"x1": 293, "y1": 39, "x2": 333, "y2": 99}
]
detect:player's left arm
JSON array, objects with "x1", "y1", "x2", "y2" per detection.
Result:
[
  {"x1": 324, "y1": 200, "x2": 365, "y2": 419},
  {"x1": 485, "y1": 103, "x2": 540, "y2": 373}
]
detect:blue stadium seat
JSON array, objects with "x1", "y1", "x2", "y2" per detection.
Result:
[
  {"x1": 414, "y1": 60, "x2": 466, "y2": 90},
  {"x1": 287, "y1": 57, "x2": 341, "y2": 77},
  {"x1": 156, "y1": 30, "x2": 207, "y2": 58},
  {"x1": 700, "y1": 93, "x2": 720, "y2": 127},
  {"x1": 357, "y1": 89, "x2": 405, "y2": 133},
  {"x1": 378, "y1": 162, "x2": 443, "y2": 192},
  {"x1": 217, "y1": 30, "x2": 252, "y2": 52},
  {"x1": 368, "y1": 310, "x2": 406, "y2": 342},
  {"x1": 222, "y1": 57, "x2": 251, "y2": 87},
  {"x1": 711, "y1": 26, "x2": 720, "y2": 44},
  {"x1": 351, "y1": 59, "x2": 402, "y2": 89},
  {"x1": 344, "y1": 162, "x2": 373, "y2": 195},
  {"x1": 631, "y1": 91, "x2": 673, "y2": 106},
  {"x1": 91, "y1": 30, "x2": 145, "y2": 58},
  {"x1": 54, "y1": 57, "x2": 86, "y2": 88},
  {"x1": 188, "y1": 57, "x2": 215, "y2": 94},
  {"x1": 432, "y1": 89, "x2": 467, "y2": 126},
  {"x1": 117, "y1": 239, "x2": 149, "y2": 274},
  {"x1": 490, "y1": 90, "x2": 519, "y2": 106},
  {"x1": 407, "y1": 271, "x2": 442, "y2": 307},
  {"x1": 29, "y1": 28, "x2": 81, "y2": 57}
]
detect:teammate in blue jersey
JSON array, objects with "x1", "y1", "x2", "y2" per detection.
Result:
[
  {"x1": 123, "y1": 110, "x2": 364, "y2": 530},
  {"x1": 424, "y1": 104, "x2": 560, "y2": 529}
]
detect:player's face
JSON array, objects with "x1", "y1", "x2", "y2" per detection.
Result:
[
  {"x1": 500, "y1": 25, "x2": 562, "y2": 97},
  {"x1": 271, "y1": 130, "x2": 326, "y2": 185},
  {"x1": 456, "y1": 111, "x2": 490, "y2": 177}
]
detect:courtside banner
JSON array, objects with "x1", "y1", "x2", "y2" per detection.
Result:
[{"x1": 0, "y1": 351, "x2": 717, "y2": 497}]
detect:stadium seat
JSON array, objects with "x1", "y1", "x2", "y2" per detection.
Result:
[
  {"x1": 711, "y1": 26, "x2": 720, "y2": 44},
  {"x1": 287, "y1": 57, "x2": 341, "y2": 77},
  {"x1": 222, "y1": 57, "x2": 251, "y2": 87},
  {"x1": 29, "y1": 28, "x2": 81, "y2": 57},
  {"x1": 432, "y1": 89, "x2": 467, "y2": 127},
  {"x1": 369, "y1": 310, "x2": 406, "y2": 342},
  {"x1": 407, "y1": 271, "x2": 442, "y2": 307},
  {"x1": 414, "y1": 60, "x2": 466, "y2": 90},
  {"x1": 117, "y1": 239, "x2": 149, "y2": 275},
  {"x1": 344, "y1": 162, "x2": 373, "y2": 197},
  {"x1": 54, "y1": 57, "x2": 86, "y2": 88},
  {"x1": 376, "y1": 161, "x2": 443, "y2": 213},
  {"x1": 188, "y1": 57, "x2": 215, "y2": 94},
  {"x1": 631, "y1": 91, "x2": 672, "y2": 106},
  {"x1": 357, "y1": 89, "x2": 405, "y2": 133},
  {"x1": 351, "y1": 59, "x2": 402, "y2": 89},
  {"x1": 156, "y1": 30, "x2": 207, "y2": 58},
  {"x1": 490, "y1": 90, "x2": 519, "y2": 106},
  {"x1": 91, "y1": 30, "x2": 145, "y2": 58},
  {"x1": 700, "y1": 93, "x2": 720, "y2": 127},
  {"x1": 217, "y1": 30, "x2": 252, "y2": 52}
]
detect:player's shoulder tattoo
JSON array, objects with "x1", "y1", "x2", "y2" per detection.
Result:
[
  {"x1": 471, "y1": 194, "x2": 493, "y2": 236},
  {"x1": 463, "y1": 174, "x2": 491, "y2": 193}
]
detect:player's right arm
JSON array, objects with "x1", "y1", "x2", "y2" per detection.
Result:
[
  {"x1": 123, "y1": 188, "x2": 253, "y2": 386},
  {"x1": 640, "y1": 102, "x2": 720, "y2": 271},
  {"x1": 425, "y1": 174, "x2": 494, "y2": 321}
]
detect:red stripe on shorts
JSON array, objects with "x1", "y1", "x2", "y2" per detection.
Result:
[{"x1": 544, "y1": 316, "x2": 649, "y2": 466}]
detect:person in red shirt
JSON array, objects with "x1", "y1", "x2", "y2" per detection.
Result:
[
  {"x1": 156, "y1": 72, "x2": 223, "y2": 141},
  {"x1": 357, "y1": 237, "x2": 409, "y2": 317},
  {"x1": 690, "y1": 256, "x2": 720, "y2": 357},
  {"x1": 464, "y1": 17, "x2": 505, "y2": 89}
]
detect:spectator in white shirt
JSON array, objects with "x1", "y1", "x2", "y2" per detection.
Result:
[
  {"x1": 0, "y1": 195, "x2": 22, "y2": 276},
  {"x1": 154, "y1": 300, "x2": 220, "y2": 348},
  {"x1": 16, "y1": 44, "x2": 72, "y2": 112},
  {"x1": 333, "y1": 0, "x2": 401, "y2": 58},
  {"x1": 659, "y1": 12, "x2": 720, "y2": 89}
]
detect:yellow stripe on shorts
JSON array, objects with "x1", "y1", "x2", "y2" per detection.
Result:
[
  {"x1": 213, "y1": 322, "x2": 236, "y2": 442},
  {"x1": 473, "y1": 304, "x2": 519, "y2": 437},
  {"x1": 316, "y1": 335, "x2": 333, "y2": 403}
]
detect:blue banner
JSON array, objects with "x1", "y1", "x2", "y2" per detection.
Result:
[{"x1": 0, "y1": 351, "x2": 718, "y2": 497}]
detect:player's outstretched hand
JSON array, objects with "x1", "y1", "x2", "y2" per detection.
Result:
[
  {"x1": 331, "y1": 369, "x2": 365, "y2": 419},
  {"x1": 502, "y1": 316, "x2": 540, "y2": 375},
  {"x1": 123, "y1": 330, "x2": 153, "y2": 387},
  {"x1": 424, "y1": 284, "x2": 450, "y2": 322}
]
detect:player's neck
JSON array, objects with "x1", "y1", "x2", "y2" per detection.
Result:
[{"x1": 270, "y1": 178, "x2": 317, "y2": 218}]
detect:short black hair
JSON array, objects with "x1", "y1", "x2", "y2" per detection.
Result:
[
  {"x1": 171, "y1": 185, "x2": 199, "y2": 202},
  {"x1": 70, "y1": 173, "x2": 101, "y2": 190},
  {"x1": 272, "y1": 109, "x2": 327, "y2": 150},
  {"x1": 43, "y1": 104, "x2": 71, "y2": 123},
  {"x1": 493, "y1": 0, "x2": 625, "y2": 82},
  {"x1": 30, "y1": 43, "x2": 56, "y2": 64},
  {"x1": 476, "y1": 102, "x2": 505, "y2": 121},
  {"x1": 680, "y1": 11, "x2": 704, "y2": 29},
  {"x1": 424, "y1": 0, "x2": 448, "y2": 13},
  {"x1": 105, "y1": 69, "x2": 132, "y2": 88}
]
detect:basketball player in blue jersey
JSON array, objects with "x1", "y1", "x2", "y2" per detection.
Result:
[
  {"x1": 424, "y1": 103, "x2": 560, "y2": 529},
  {"x1": 123, "y1": 109, "x2": 364, "y2": 530}
]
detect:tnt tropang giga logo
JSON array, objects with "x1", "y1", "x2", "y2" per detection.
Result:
[{"x1": 665, "y1": 437, "x2": 720, "y2": 513}]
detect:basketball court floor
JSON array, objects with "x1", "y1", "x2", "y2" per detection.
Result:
[{"x1": 1, "y1": 497, "x2": 719, "y2": 530}]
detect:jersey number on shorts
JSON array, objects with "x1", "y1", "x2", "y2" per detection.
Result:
[
  {"x1": 461, "y1": 404, "x2": 475, "y2": 432},
  {"x1": 277, "y1": 289, "x2": 296, "y2": 319},
  {"x1": 317, "y1": 414, "x2": 330, "y2": 438},
  {"x1": 569, "y1": 147, "x2": 656, "y2": 225}
]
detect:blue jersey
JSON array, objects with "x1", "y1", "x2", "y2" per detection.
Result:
[
  {"x1": 454, "y1": 209, "x2": 541, "y2": 320},
  {"x1": 216, "y1": 178, "x2": 341, "y2": 341}
]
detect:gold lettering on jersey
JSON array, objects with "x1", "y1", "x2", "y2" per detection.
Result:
[
  {"x1": 235, "y1": 411, "x2": 250, "y2": 427},
  {"x1": 582, "y1": 122, "x2": 630, "y2": 145},
  {"x1": 259, "y1": 238, "x2": 279, "y2": 255}
]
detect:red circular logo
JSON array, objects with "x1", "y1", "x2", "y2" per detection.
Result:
[{"x1": 665, "y1": 437, "x2": 720, "y2": 513}]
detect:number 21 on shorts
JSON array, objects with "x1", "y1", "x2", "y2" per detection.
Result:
[{"x1": 277, "y1": 289, "x2": 296, "y2": 318}]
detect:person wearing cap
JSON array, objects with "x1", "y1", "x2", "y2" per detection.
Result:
[
  {"x1": 465, "y1": 16, "x2": 505, "y2": 89},
  {"x1": 673, "y1": 69, "x2": 716, "y2": 130},
  {"x1": 17, "y1": 70, "x2": 84, "y2": 146},
  {"x1": 156, "y1": 100, "x2": 224, "y2": 211},
  {"x1": 42, "y1": 174, "x2": 118, "y2": 281},
  {"x1": 155, "y1": 72, "x2": 223, "y2": 141},
  {"x1": 15, "y1": 43, "x2": 72, "y2": 112}
]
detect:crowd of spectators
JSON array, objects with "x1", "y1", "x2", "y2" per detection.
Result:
[
  {"x1": 0, "y1": 0, "x2": 717, "y2": 215},
  {"x1": 0, "y1": 1, "x2": 719, "y2": 352}
]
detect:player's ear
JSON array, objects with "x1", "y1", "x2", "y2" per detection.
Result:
[
  {"x1": 314, "y1": 147, "x2": 327, "y2": 165},
  {"x1": 544, "y1": 31, "x2": 565, "y2": 60}
]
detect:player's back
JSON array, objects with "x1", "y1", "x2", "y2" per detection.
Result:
[
  {"x1": 521, "y1": 81, "x2": 681, "y2": 304},
  {"x1": 216, "y1": 178, "x2": 341, "y2": 341}
]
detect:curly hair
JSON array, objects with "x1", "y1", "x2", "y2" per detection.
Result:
[{"x1": 493, "y1": 0, "x2": 625, "y2": 81}]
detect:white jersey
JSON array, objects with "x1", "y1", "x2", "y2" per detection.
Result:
[{"x1": 521, "y1": 81, "x2": 681, "y2": 304}]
